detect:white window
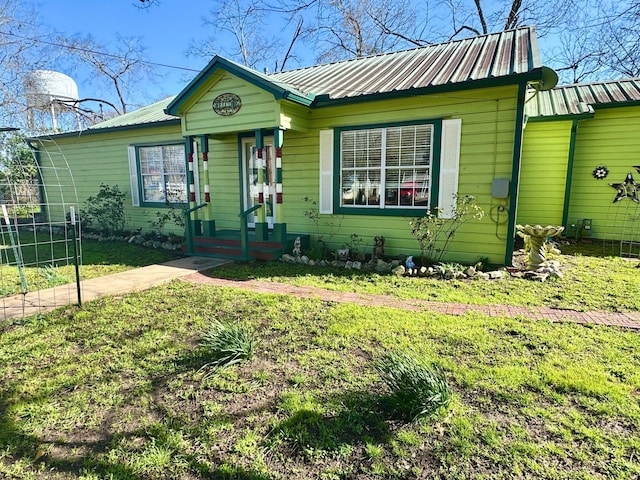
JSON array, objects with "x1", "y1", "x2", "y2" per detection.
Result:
[
  {"x1": 340, "y1": 124, "x2": 433, "y2": 209},
  {"x1": 319, "y1": 119, "x2": 461, "y2": 217},
  {"x1": 128, "y1": 144, "x2": 187, "y2": 206}
]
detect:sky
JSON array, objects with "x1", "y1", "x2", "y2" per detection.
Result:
[{"x1": 33, "y1": 0, "x2": 216, "y2": 103}]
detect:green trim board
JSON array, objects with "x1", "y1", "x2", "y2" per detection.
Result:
[
  {"x1": 311, "y1": 70, "x2": 547, "y2": 108},
  {"x1": 505, "y1": 82, "x2": 528, "y2": 266},
  {"x1": 526, "y1": 113, "x2": 594, "y2": 123},
  {"x1": 331, "y1": 118, "x2": 443, "y2": 217},
  {"x1": 30, "y1": 119, "x2": 182, "y2": 140},
  {"x1": 561, "y1": 120, "x2": 579, "y2": 228}
]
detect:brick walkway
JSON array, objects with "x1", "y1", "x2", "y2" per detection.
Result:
[{"x1": 182, "y1": 272, "x2": 640, "y2": 330}]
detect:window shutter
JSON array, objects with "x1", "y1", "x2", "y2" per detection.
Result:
[
  {"x1": 438, "y1": 119, "x2": 461, "y2": 218},
  {"x1": 128, "y1": 146, "x2": 140, "y2": 207},
  {"x1": 319, "y1": 129, "x2": 334, "y2": 214}
]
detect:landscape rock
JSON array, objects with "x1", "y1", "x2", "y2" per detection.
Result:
[
  {"x1": 487, "y1": 270, "x2": 506, "y2": 279},
  {"x1": 392, "y1": 265, "x2": 406, "y2": 276},
  {"x1": 464, "y1": 266, "x2": 477, "y2": 277}
]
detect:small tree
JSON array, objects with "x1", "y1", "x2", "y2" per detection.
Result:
[{"x1": 409, "y1": 194, "x2": 484, "y2": 264}]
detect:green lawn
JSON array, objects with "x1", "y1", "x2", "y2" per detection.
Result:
[
  {"x1": 209, "y1": 244, "x2": 640, "y2": 312},
  {"x1": 1, "y1": 245, "x2": 639, "y2": 479}
]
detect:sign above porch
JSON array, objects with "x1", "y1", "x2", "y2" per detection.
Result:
[{"x1": 212, "y1": 93, "x2": 242, "y2": 116}]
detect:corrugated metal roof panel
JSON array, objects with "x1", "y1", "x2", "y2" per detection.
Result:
[
  {"x1": 88, "y1": 96, "x2": 178, "y2": 130},
  {"x1": 526, "y1": 79, "x2": 640, "y2": 118},
  {"x1": 271, "y1": 26, "x2": 541, "y2": 100}
]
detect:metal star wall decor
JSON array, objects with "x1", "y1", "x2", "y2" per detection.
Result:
[
  {"x1": 635, "y1": 165, "x2": 640, "y2": 174},
  {"x1": 592, "y1": 165, "x2": 609, "y2": 179},
  {"x1": 609, "y1": 172, "x2": 639, "y2": 203}
]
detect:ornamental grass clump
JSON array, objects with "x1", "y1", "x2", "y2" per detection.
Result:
[
  {"x1": 374, "y1": 351, "x2": 451, "y2": 420},
  {"x1": 200, "y1": 318, "x2": 256, "y2": 368}
]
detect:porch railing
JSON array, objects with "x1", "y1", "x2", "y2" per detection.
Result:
[
  {"x1": 238, "y1": 204, "x2": 263, "y2": 260},
  {"x1": 183, "y1": 203, "x2": 207, "y2": 255}
]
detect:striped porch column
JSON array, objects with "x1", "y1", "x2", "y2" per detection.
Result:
[
  {"x1": 254, "y1": 129, "x2": 268, "y2": 240},
  {"x1": 200, "y1": 135, "x2": 216, "y2": 236},
  {"x1": 273, "y1": 128, "x2": 287, "y2": 242},
  {"x1": 184, "y1": 136, "x2": 202, "y2": 241},
  {"x1": 186, "y1": 136, "x2": 196, "y2": 206}
]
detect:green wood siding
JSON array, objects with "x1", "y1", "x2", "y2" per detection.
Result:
[
  {"x1": 36, "y1": 125, "x2": 185, "y2": 235},
  {"x1": 566, "y1": 106, "x2": 640, "y2": 241},
  {"x1": 518, "y1": 121, "x2": 572, "y2": 227},
  {"x1": 279, "y1": 101, "x2": 311, "y2": 132},
  {"x1": 39, "y1": 83, "x2": 523, "y2": 265},
  {"x1": 275, "y1": 85, "x2": 520, "y2": 264},
  {"x1": 182, "y1": 71, "x2": 281, "y2": 136}
]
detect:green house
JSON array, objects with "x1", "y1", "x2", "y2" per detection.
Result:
[
  {"x1": 519, "y1": 79, "x2": 640, "y2": 255},
  {"x1": 34, "y1": 27, "x2": 558, "y2": 265}
]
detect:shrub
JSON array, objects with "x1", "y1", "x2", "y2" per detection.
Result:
[
  {"x1": 374, "y1": 351, "x2": 451, "y2": 420},
  {"x1": 83, "y1": 184, "x2": 126, "y2": 235},
  {"x1": 409, "y1": 194, "x2": 484, "y2": 264},
  {"x1": 200, "y1": 318, "x2": 256, "y2": 368}
]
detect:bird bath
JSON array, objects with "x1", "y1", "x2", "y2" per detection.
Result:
[{"x1": 516, "y1": 225, "x2": 564, "y2": 270}]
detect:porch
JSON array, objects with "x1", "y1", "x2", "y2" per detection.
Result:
[{"x1": 186, "y1": 228, "x2": 310, "y2": 261}]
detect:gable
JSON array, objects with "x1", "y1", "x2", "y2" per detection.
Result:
[{"x1": 178, "y1": 70, "x2": 284, "y2": 136}]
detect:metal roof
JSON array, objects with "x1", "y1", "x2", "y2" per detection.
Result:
[
  {"x1": 269, "y1": 26, "x2": 541, "y2": 100},
  {"x1": 85, "y1": 27, "x2": 543, "y2": 132},
  {"x1": 526, "y1": 79, "x2": 640, "y2": 119},
  {"x1": 88, "y1": 96, "x2": 178, "y2": 130}
]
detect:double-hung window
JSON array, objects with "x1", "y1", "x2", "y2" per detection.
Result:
[
  {"x1": 320, "y1": 119, "x2": 460, "y2": 217},
  {"x1": 340, "y1": 124, "x2": 434, "y2": 210},
  {"x1": 128, "y1": 143, "x2": 187, "y2": 207}
]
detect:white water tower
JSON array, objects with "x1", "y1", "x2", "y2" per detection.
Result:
[{"x1": 24, "y1": 70, "x2": 80, "y2": 131}]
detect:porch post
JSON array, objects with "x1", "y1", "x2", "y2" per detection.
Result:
[
  {"x1": 273, "y1": 128, "x2": 287, "y2": 242},
  {"x1": 200, "y1": 135, "x2": 216, "y2": 236},
  {"x1": 254, "y1": 129, "x2": 268, "y2": 240},
  {"x1": 184, "y1": 136, "x2": 199, "y2": 250}
]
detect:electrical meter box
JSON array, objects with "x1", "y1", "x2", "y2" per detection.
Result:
[{"x1": 492, "y1": 178, "x2": 510, "y2": 199}]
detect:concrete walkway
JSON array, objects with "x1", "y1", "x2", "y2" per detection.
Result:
[
  {"x1": 2, "y1": 257, "x2": 639, "y2": 330},
  {"x1": 1, "y1": 257, "x2": 229, "y2": 321}
]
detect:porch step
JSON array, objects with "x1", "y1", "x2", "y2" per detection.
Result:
[{"x1": 189, "y1": 231, "x2": 309, "y2": 261}]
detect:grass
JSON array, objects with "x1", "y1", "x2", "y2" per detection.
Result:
[
  {"x1": 0, "y1": 233, "x2": 178, "y2": 297},
  {"x1": 209, "y1": 241, "x2": 640, "y2": 312},
  {"x1": 199, "y1": 317, "x2": 256, "y2": 368},
  {"x1": 0, "y1": 244, "x2": 639, "y2": 478}
]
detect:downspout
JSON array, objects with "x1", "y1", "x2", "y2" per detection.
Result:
[
  {"x1": 561, "y1": 119, "x2": 579, "y2": 229},
  {"x1": 504, "y1": 82, "x2": 528, "y2": 266}
]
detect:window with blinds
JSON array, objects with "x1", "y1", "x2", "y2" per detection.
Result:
[
  {"x1": 138, "y1": 144, "x2": 187, "y2": 204},
  {"x1": 339, "y1": 124, "x2": 433, "y2": 209}
]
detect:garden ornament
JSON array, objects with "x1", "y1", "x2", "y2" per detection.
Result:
[
  {"x1": 373, "y1": 235, "x2": 385, "y2": 259},
  {"x1": 292, "y1": 236, "x2": 302, "y2": 257},
  {"x1": 516, "y1": 224, "x2": 564, "y2": 270},
  {"x1": 405, "y1": 255, "x2": 416, "y2": 275}
]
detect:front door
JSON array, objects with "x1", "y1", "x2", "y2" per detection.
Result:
[{"x1": 242, "y1": 137, "x2": 275, "y2": 228}]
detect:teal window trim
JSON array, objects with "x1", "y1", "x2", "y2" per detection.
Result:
[
  {"x1": 134, "y1": 141, "x2": 188, "y2": 208},
  {"x1": 332, "y1": 119, "x2": 442, "y2": 217}
]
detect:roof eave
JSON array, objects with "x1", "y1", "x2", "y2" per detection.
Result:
[
  {"x1": 526, "y1": 112, "x2": 595, "y2": 123},
  {"x1": 310, "y1": 70, "x2": 546, "y2": 107},
  {"x1": 29, "y1": 118, "x2": 182, "y2": 141}
]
